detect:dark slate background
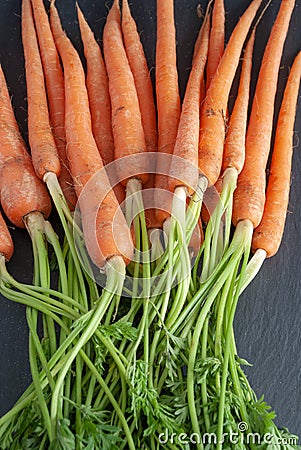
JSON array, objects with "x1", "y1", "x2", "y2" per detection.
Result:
[{"x1": 0, "y1": 0, "x2": 300, "y2": 438}]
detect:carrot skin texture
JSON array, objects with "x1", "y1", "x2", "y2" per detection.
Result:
[
  {"x1": 206, "y1": 0, "x2": 225, "y2": 90},
  {"x1": 30, "y1": 0, "x2": 76, "y2": 209},
  {"x1": 154, "y1": 0, "x2": 181, "y2": 223},
  {"x1": 0, "y1": 211, "x2": 14, "y2": 261},
  {"x1": 77, "y1": 5, "x2": 115, "y2": 166},
  {"x1": 0, "y1": 160, "x2": 52, "y2": 229},
  {"x1": 77, "y1": 5, "x2": 126, "y2": 205},
  {"x1": 0, "y1": 64, "x2": 52, "y2": 228},
  {"x1": 121, "y1": 0, "x2": 158, "y2": 224},
  {"x1": 50, "y1": 1, "x2": 134, "y2": 268},
  {"x1": 168, "y1": 8, "x2": 210, "y2": 194},
  {"x1": 121, "y1": 0, "x2": 157, "y2": 154},
  {"x1": 223, "y1": 29, "x2": 255, "y2": 174},
  {"x1": 198, "y1": 0, "x2": 262, "y2": 187},
  {"x1": 233, "y1": 0, "x2": 295, "y2": 228},
  {"x1": 103, "y1": 0, "x2": 148, "y2": 186},
  {"x1": 252, "y1": 51, "x2": 301, "y2": 257},
  {"x1": 21, "y1": 0, "x2": 61, "y2": 180}
]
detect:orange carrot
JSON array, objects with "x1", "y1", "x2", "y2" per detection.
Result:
[
  {"x1": 77, "y1": 4, "x2": 114, "y2": 166},
  {"x1": 120, "y1": 0, "x2": 159, "y2": 228},
  {"x1": 233, "y1": 0, "x2": 295, "y2": 228},
  {"x1": 0, "y1": 64, "x2": 52, "y2": 228},
  {"x1": 77, "y1": 5, "x2": 126, "y2": 205},
  {"x1": 206, "y1": 0, "x2": 225, "y2": 89},
  {"x1": 21, "y1": 0, "x2": 61, "y2": 181},
  {"x1": 168, "y1": 6, "x2": 211, "y2": 195},
  {"x1": 30, "y1": 0, "x2": 76, "y2": 210},
  {"x1": 49, "y1": 1, "x2": 133, "y2": 268},
  {"x1": 0, "y1": 210, "x2": 14, "y2": 261},
  {"x1": 252, "y1": 50, "x2": 301, "y2": 257},
  {"x1": 121, "y1": 0, "x2": 157, "y2": 154},
  {"x1": 154, "y1": 0, "x2": 181, "y2": 223},
  {"x1": 201, "y1": 176, "x2": 223, "y2": 224},
  {"x1": 103, "y1": 0, "x2": 148, "y2": 186},
  {"x1": 198, "y1": 0, "x2": 262, "y2": 187},
  {"x1": 222, "y1": 29, "x2": 255, "y2": 174}
]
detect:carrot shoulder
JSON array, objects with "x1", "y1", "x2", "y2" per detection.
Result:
[
  {"x1": 252, "y1": 50, "x2": 301, "y2": 257},
  {"x1": 21, "y1": 0, "x2": 61, "y2": 180},
  {"x1": 49, "y1": 1, "x2": 133, "y2": 268}
]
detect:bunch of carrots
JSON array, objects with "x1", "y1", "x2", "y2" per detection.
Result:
[{"x1": 0, "y1": 0, "x2": 300, "y2": 448}]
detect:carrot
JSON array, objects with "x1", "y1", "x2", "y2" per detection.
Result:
[
  {"x1": 252, "y1": 50, "x2": 301, "y2": 257},
  {"x1": 154, "y1": 0, "x2": 181, "y2": 223},
  {"x1": 77, "y1": 4, "x2": 114, "y2": 166},
  {"x1": 121, "y1": 0, "x2": 157, "y2": 154},
  {"x1": 77, "y1": 4, "x2": 126, "y2": 205},
  {"x1": 49, "y1": 0, "x2": 133, "y2": 268},
  {"x1": 29, "y1": 0, "x2": 76, "y2": 210},
  {"x1": 21, "y1": 0, "x2": 61, "y2": 181},
  {"x1": 0, "y1": 64, "x2": 52, "y2": 228},
  {"x1": 233, "y1": 0, "x2": 295, "y2": 228},
  {"x1": 121, "y1": 0, "x2": 159, "y2": 227},
  {"x1": 222, "y1": 29, "x2": 255, "y2": 173},
  {"x1": 201, "y1": 177, "x2": 223, "y2": 224},
  {"x1": 103, "y1": 0, "x2": 148, "y2": 186},
  {"x1": 0, "y1": 210, "x2": 14, "y2": 261},
  {"x1": 198, "y1": 0, "x2": 262, "y2": 187},
  {"x1": 206, "y1": 0, "x2": 225, "y2": 90},
  {"x1": 168, "y1": 5, "x2": 211, "y2": 195}
]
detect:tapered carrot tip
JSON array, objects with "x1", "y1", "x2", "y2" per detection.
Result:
[
  {"x1": 0, "y1": 211, "x2": 14, "y2": 261},
  {"x1": 0, "y1": 160, "x2": 52, "y2": 228}
]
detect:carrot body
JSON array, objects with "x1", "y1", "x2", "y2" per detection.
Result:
[
  {"x1": 154, "y1": 0, "x2": 181, "y2": 223},
  {"x1": 49, "y1": 1, "x2": 134, "y2": 268},
  {"x1": 30, "y1": 0, "x2": 76, "y2": 209},
  {"x1": 198, "y1": 0, "x2": 262, "y2": 187},
  {"x1": 252, "y1": 51, "x2": 301, "y2": 257},
  {"x1": 0, "y1": 64, "x2": 52, "y2": 228},
  {"x1": 222, "y1": 29, "x2": 255, "y2": 174},
  {"x1": 121, "y1": 0, "x2": 157, "y2": 154},
  {"x1": 206, "y1": 0, "x2": 225, "y2": 89},
  {"x1": 201, "y1": 177, "x2": 223, "y2": 224},
  {"x1": 168, "y1": 8, "x2": 211, "y2": 194},
  {"x1": 103, "y1": 0, "x2": 148, "y2": 186},
  {"x1": 233, "y1": 0, "x2": 295, "y2": 228},
  {"x1": 0, "y1": 210, "x2": 14, "y2": 261},
  {"x1": 77, "y1": 5, "x2": 114, "y2": 166},
  {"x1": 120, "y1": 0, "x2": 158, "y2": 227},
  {"x1": 21, "y1": 0, "x2": 61, "y2": 180},
  {"x1": 77, "y1": 5, "x2": 125, "y2": 204}
]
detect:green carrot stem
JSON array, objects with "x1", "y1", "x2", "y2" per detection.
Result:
[
  {"x1": 216, "y1": 224, "x2": 252, "y2": 449},
  {"x1": 27, "y1": 308, "x2": 52, "y2": 440},
  {"x1": 50, "y1": 257, "x2": 125, "y2": 439}
]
